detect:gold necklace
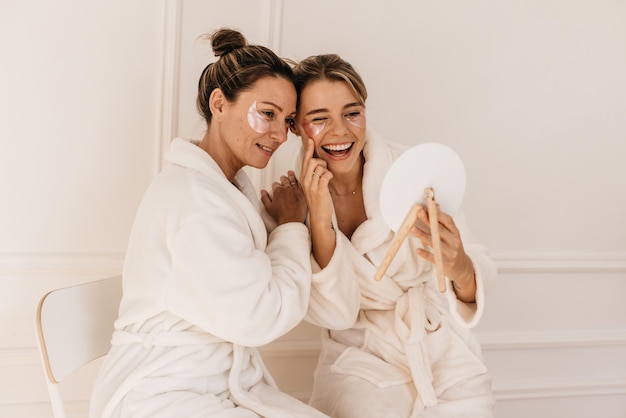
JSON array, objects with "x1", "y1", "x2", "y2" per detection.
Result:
[
  {"x1": 329, "y1": 185, "x2": 360, "y2": 197},
  {"x1": 330, "y1": 157, "x2": 364, "y2": 197}
]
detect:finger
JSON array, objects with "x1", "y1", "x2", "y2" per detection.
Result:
[
  {"x1": 416, "y1": 247, "x2": 434, "y2": 263},
  {"x1": 260, "y1": 189, "x2": 272, "y2": 209},
  {"x1": 272, "y1": 181, "x2": 282, "y2": 190},
  {"x1": 419, "y1": 203, "x2": 454, "y2": 243},
  {"x1": 302, "y1": 138, "x2": 315, "y2": 173},
  {"x1": 421, "y1": 207, "x2": 459, "y2": 251},
  {"x1": 287, "y1": 170, "x2": 298, "y2": 186},
  {"x1": 436, "y1": 210, "x2": 459, "y2": 236},
  {"x1": 410, "y1": 224, "x2": 431, "y2": 247},
  {"x1": 414, "y1": 207, "x2": 430, "y2": 232},
  {"x1": 280, "y1": 175, "x2": 291, "y2": 187},
  {"x1": 312, "y1": 163, "x2": 330, "y2": 178},
  {"x1": 319, "y1": 167, "x2": 333, "y2": 181}
]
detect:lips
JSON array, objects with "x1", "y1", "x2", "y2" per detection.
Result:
[
  {"x1": 322, "y1": 142, "x2": 353, "y2": 157},
  {"x1": 257, "y1": 143, "x2": 275, "y2": 154}
]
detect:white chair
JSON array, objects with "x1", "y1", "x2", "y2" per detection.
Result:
[{"x1": 35, "y1": 275, "x2": 122, "y2": 418}]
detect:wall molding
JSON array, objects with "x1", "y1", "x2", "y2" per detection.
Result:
[
  {"x1": 4, "y1": 379, "x2": 625, "y2": 418},
  {"x1": 262, "y1": 329, "x2": 626, "y2": 358},
  {"x1": 265, "y1": 0, "x2": 284, "y2": 53},
  {"x1": 6, "y1": 336, "x2": 625, "y2": 411},
  {"x1": 477, "y1": 329, "x2": 626, "y2": 350},
  {"x1": 8, "y1": 327, "x2": 625, "y2": 366},
  {"x1": 492, "y1": 252, "x2": 626, "y2": 273},
  {"x1": 0, "y1": 253, "x2": 124, "y2": 277},
  {"x1": 495, "y1": 377, "x2": 626, "y2": 400},
  {"x1": 0, "y1": 401, "x2": 91, "y2": 418},
  {"x1": 0, "y1": 348, "x2": 39, "y2": 367},
  {"x1": 2, "y1": 251, "x2": 624, "y2": 275},
  {"x1": 156, "y1": 0, "x2": 183, "y2": 174}
]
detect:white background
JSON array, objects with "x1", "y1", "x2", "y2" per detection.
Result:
[{"x1": 1, "y1": 0, "x2": 625, "y2": 416}]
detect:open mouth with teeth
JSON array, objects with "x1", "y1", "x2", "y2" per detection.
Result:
[
  {"x1": 257, "y1": 143, "x2": 274, "y2": 155},
  {"x1": 322, "y1": 142, "x2": 354, "y2": 158}
]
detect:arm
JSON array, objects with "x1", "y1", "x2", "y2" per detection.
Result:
[
  {"x1": 166, "y1": 189, "x2": 313, "y2": 347},
  {"x1": 305, "y1": 231, "x2": 360, "y2": 330},
  {"x1": 300, "y1": 139, "x2": 336, "y2": 268}
]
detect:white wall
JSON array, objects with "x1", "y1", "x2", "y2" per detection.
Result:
[{"x1": 1, "y1": 0, "x2": 625, "y2": 417}]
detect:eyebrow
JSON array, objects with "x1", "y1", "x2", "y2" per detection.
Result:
[
  {"x1": 259, "y1": 101, "x2": 284, "y2": 112},
  {"x1": 304, "y1": 102, "x2": 363, "y2": 117},
  {"x1": 259, "y1": 101, "x2": 296, "y2": 118}
]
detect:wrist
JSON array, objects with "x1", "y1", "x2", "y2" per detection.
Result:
[{"x1": 451, "y1": 264, "x2": 476, "y2": 302}]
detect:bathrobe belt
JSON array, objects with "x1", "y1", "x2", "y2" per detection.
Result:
[
  {"x1": 110, "y1": 329, "x2": 271, "y2": 390},
  {"x1": 393, "y1": 284, "x2": 443, "y2": 409},
  {"x1": 107, "y1": 329, "x2": 282, "y2": 416}
]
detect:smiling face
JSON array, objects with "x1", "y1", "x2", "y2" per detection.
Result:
[
  {"x1": 212, "y1": 75, "x2": 296, "y2": 178},
  {"x1": 295, "y1": 79, "x2": 366, "y2": 177}
]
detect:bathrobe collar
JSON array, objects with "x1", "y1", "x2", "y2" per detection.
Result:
[
  {"x1": 166, "y1": 137, "x2": 266, "y2": 247},
  {"x1": 350, "y1": 128, "x2": 401, "y2": 255}
]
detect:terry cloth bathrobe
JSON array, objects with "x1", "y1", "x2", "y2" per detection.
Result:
[
  {"x1": 261, "y1": 130, "x2": 498, "y2": 418},
  {"x1": 89, "y1": 138, "x2": 356, "y2": 418}
]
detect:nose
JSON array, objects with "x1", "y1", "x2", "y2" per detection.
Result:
[
  {"x1": 328, "y1": 119, "x2": 350, "y2": 136},
  {"x1": 269, "y1": 122, "x2": 289, "y2": 143}
]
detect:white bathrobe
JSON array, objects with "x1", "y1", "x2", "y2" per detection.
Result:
[
  {"x1": 261, "y1": 130, "x2": 498, "y2": 418},
  {"x1": 89, "y1": 138, "x2": 353, "y2": 418}
]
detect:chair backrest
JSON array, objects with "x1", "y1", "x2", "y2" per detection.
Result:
[{"x1": 35, "y1": 275, "x2": 122, "y2": 418}]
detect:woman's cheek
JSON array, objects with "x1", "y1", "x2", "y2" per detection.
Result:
[{"x1": 301, "y1": 121, "x2": 325, "y2": 139}]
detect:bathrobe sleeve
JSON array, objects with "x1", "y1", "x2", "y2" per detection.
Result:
[
  {"x1": 443, "y1": 212, "x2": 498, "y2": 328},
  {"x1": 305, "y1": 232, "x2": 361, "y2": 330},
  {"x1": 165, "y1": 185, "x2": 313, "y2": 348},
  {"x1": 260, "y1": 139, "x2": 361, "y2": 331}
]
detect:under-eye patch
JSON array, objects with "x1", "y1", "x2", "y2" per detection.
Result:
[
  {"x1": 302, "y1": 120, "x2": 326, "y2": 139},
  {"x1": 346, "y1": 109, "x2": 366, "y2": 128},
  {"x1": 247, "y1": 101, "x2": 270, "y2": 134}
]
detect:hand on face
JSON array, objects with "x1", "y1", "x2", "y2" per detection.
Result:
[
  {"x1": 410, "y1": 205, "x2": 475, "y2": 287},
  {"x1": 300, "y1": 138, "x2": 334, "y2": 226},
  {"x1": 261, "y1": 170, "x2": 307, "y2": 225}
]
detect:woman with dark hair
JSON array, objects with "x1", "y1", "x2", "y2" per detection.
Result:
[
  {"x1": 88, "y1": 30, "x2": 348, "y2": 418},
  {"x1": 262, "y1": 53, "x2": 497, "y2": 417}
]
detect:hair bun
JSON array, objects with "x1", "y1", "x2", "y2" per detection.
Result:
[{"x1": 210, "y1": 28, "x2": 248, "y2": 57}]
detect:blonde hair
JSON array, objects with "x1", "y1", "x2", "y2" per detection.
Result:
[{"x1": 291, "y1": 54, "x2": 368, "y2": 108}]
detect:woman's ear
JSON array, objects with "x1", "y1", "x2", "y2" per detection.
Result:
[{"x1": 209, "y1": 89, "x2": 226, "y2": 122}]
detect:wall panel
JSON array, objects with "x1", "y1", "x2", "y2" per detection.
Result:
[{"x1": 1, "y1": 0, "x2": 625, "y2": 417}]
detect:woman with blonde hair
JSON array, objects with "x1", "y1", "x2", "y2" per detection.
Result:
[{"x1": 263, "y1": 53, "x2": 497, "y2": 417}]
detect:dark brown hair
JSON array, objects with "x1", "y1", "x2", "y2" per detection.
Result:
[{"x1": 196, "y1": 28, "x2": 295, "y2": 124}]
